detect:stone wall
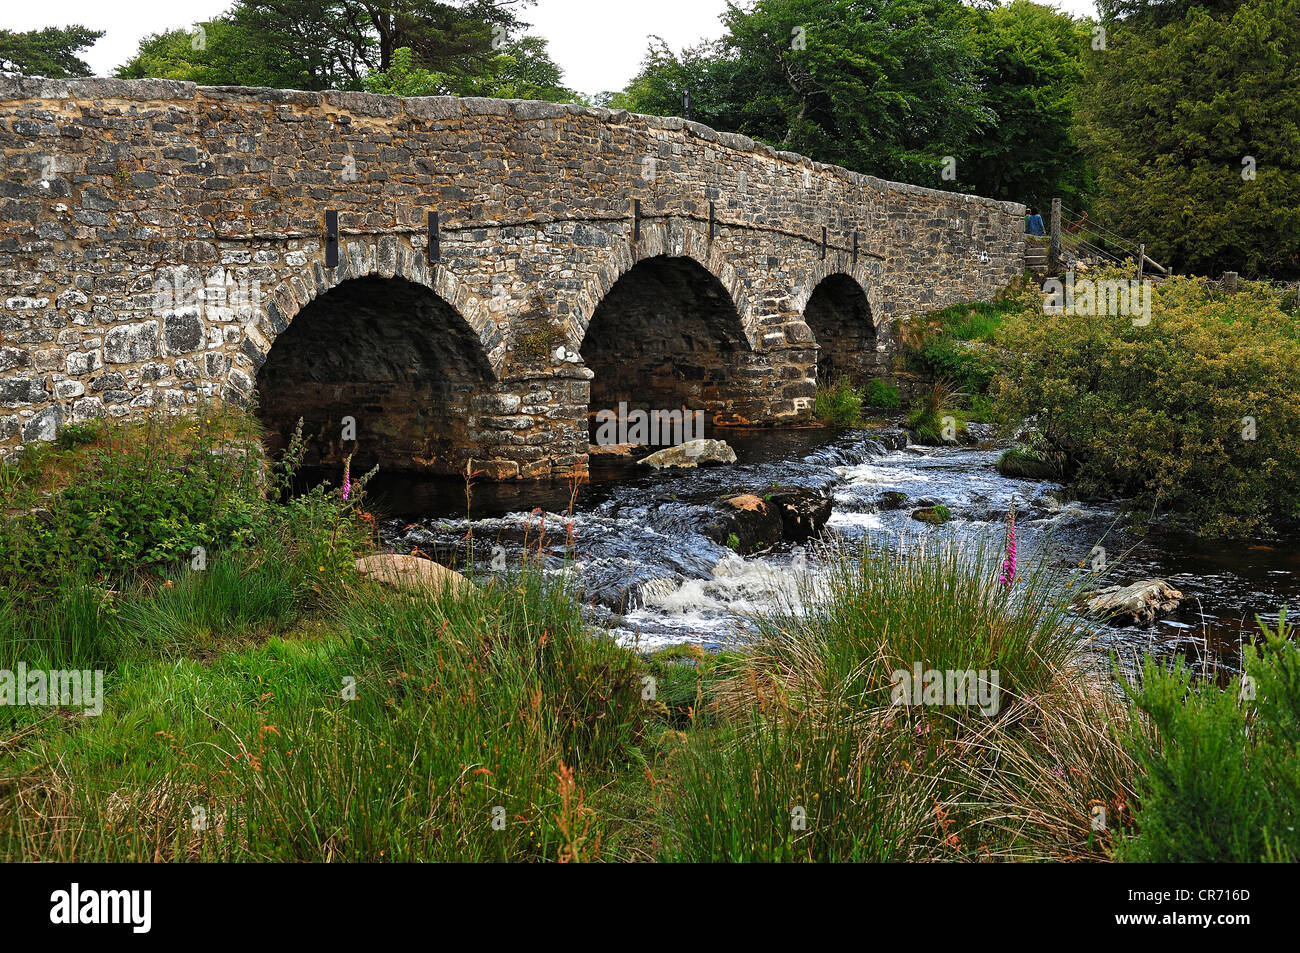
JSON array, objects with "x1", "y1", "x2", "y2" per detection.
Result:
[{"x1": 0, "y1": 76, "x2": 1025, "y2": 477}]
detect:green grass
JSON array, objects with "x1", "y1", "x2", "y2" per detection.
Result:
[
  {"x1": 656, "y1": 537, "x2": 1140, "y2": 861},
  {"x1": 861, "y1": 378, "x2": 903, "y2": 409},
  {"x1": 997, "y1": 444, "x2": 1064, "y2": 480},
  {"x1": 0, "y1": 561, "x2": 648, "y2": 862},
  {"x1": 813, "y1": 378, "x2": 864, "y2": 427},
  {"x1": 112, "y1": 554, "x2": 305, "y2": 660},
  {"x1": 943, "y1": 300, "x2": 1021, "y2": 343},
  {"x1": 3, "y1": 408, "x2": 1293, "y2": 863}
]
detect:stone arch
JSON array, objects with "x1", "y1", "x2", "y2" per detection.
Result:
[
  {"x1": 578, "y1": 243, "x2": 761, "y2": 436},
  {"x1": 797, "y1": 268, "x2": 886, "y2": 387},
  {"x1": 573, "y1": 218, "x2": 763, "y2": 352},
  {"x1": 251, "y1": 265, "x2": 496, "y2": 476},
  {"x1": 227, "y1": 237, "x2": 504, "y2": 408}
]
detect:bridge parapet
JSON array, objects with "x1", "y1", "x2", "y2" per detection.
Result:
[{"x1": 0, "y1": 77, "x2": 1024, "y2": 474}]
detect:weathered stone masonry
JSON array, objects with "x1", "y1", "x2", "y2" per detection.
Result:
[{"x1": 0, "y1": 77, "x2": 1025, "y2": 478}]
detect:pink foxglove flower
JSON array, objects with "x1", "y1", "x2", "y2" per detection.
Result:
[
  {"x1": 1000, "y1": 501, "x2": 1017, "y2": 587},
  {"x1": 342, "y1": 453, "x2": 352, "y2": 502}
]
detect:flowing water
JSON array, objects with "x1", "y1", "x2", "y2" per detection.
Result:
[{"x1": 343, "y1": 420, "x2": 1298, "y2": 671}]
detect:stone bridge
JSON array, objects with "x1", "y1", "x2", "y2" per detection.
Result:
[{"x1": 0, "y1": 77, "x2": 1025, "y2": 479}]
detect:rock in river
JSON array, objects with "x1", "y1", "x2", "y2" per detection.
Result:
[
  {"x1": 767, "y1": 489, "x2": 833, "y2": 542},
  {"x1": 637, "y1": 439, "x2": 736, "y2": 469},
  {"x1": 700, "y1": 493, "x2": 784, "y2": 555},
  {"x1": 1085, "y1": 578, "x2": 1183, "y2": 625},
  {"x1": 699, "y1": 488, "x2": 832, "y2": 554},
  {"x1": 911, "y1": 505, "x2": 951, "y2": 525}
]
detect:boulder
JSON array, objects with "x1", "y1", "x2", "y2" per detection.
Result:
[
  {"x1": 767, "y1": 489, "x2": 832, "y2": 542},
  {"x1": 699, "y1": 488, "x2": 833, "y2": 553},
  {"x1": 700, "y1": 494, "x2": 783, "y2": 555},
  {"x1": 911, "y1": 505, "x2": 951, "y2": 525},
  {"x1": 355, "y1": 553, "x2": 474, "y2": 595},
  {"x1": 637, "y1": 438, "x2": 736, "y2": 469},
  {"x1": 1085, "y1": 578, "x2": 1183, "y2": 625},
  {"x1": 878, "y1": 491, "x2": 909, "y2": 510}
]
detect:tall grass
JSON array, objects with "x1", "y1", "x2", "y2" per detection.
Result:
[
  {"x1": 813, "y1": 378, "x2": 864, "y2": 427},
  {"x1": 0, "y1": 560, "x2": 647, "y2": 862},
  {"x1": 658, "y1": 536, "x2": 1139, "y2": 861}
]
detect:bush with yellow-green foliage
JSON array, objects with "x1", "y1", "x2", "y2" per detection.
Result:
[{"x1": 993, "y1": 271, "x2": 1300, "y2": 537}]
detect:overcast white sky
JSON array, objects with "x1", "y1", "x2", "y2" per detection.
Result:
[{"x1": 5, "y1": 0, "x2": 1102, "y2": 98}]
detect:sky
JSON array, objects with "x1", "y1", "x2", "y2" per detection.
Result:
[{"x1": 7, "y1": 0, "x2": 1102, "y2": 99}]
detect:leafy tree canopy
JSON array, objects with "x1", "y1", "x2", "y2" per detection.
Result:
[
  {"x1": 965, "y1": 0, "x2": 1093, "y2": 209},
  {"x1": 611, "y1": 0, "x2": 1091, "y2": 202},
  {"x1": 1078, "y1": 0, "x2": 1300, "y2": 277},
  {"x1": 614, "y1": 0, "x2": 996, "y2": 186},
  {"x1": 116, "y1": 0, "x2": 541, "y2": 92},
  {"x1": 364, "y1": 37, "x2": 577, "y2": 100},
  {"x1": 1096, "y1": 0, "x2": 1247, "y2": 25},
  {"x1": 0, "y1": 25, "x2": 104, "y2": 77}
]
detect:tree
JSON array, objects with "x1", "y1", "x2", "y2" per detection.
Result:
[
  {"x1": 460, "y1": 34, "x2": 578, "y2": 101},
  {"x1": 964, "y1": 1, "x2": 1093, "y2": 208},
  {"x1": 1096, "y1": 0, "x2": 1247, "y2": 24},
  {"x1": 614, "y1": 0, "x2": 996, "y2": 187},
  {"x1": 1077, "y1": 0, "x2": 1300, "y2": 277},
  {"x1": 228, "y1": 0, "x2": 527, "y2": 88},
  {"x1": 115, "y1": 20, "x2": 295, "y2": 88},
  {"x1": 361, "y1": 45, "x2": 451, "y2": 96},
  {"x1": 117, "y1": 0, "x2": 532, "y2": 92},
  {"x1": 0, "y1": 25, "x2": 104, "y2": 77}
]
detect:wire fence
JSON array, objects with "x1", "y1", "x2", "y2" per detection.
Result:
[
  {"x1": 1057, "y1": 204, "x2": 1167, "y2": 273},
  {"x1": 1201, "y1": 274, "x2": 1300, "y2": 305},
  {"x1": 1029, "y1": 203, "x2": 1300, "y2": 307}
]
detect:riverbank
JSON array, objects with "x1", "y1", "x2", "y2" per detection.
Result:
[{"x1": 1, "y1": 409, "x2": 1295, "y2": 861}]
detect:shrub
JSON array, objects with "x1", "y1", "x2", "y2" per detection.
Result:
[
  {"x1": 861, "y1": 378, "x2": 902, "y2": 408},
  {"x1": 1116, "y1": 611, "x2": 1300, "y2": 862},
  {"x1": 0, "y1": 410, "x2": 267, "y2": 585},
  {"x1": 0, "y1": 410, "x2": 370, "y2": 671},
  {"x1": 911, "y1": 337, "x2": 996, "y2": 394},
  {"x1": 963, "y1": 393, "x2": 995, "y2": 423},
  {"x1": 902, "y1": 299, "x2": 1017, "y2": 395},
  {"x1": 994, "y1": 272, "x2": 1300, "y2": 536}
]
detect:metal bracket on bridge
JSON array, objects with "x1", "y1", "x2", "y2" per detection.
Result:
[
  {"x1": 852, "y1": 230, "x2": 859, "y2": 265},
  {"x1": 708, "y1": 200, "x2": 716, "y2": 240},
  {"x1": 633, "y1": 198, "x2": 641, "y2": 242},
  {"x1": 428, "y1": 210, "x2": 440, "y2": 264},
  {"x1": 821, "y1": 225, "x2": 827, "y2": 261},
  {"x1": 324, "y1": 209, "x2": 339, "y2": 268}
]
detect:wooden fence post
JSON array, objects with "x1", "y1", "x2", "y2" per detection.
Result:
[{"x1": 1049, "y1": 198, "x2": 1061, "y2": 272}]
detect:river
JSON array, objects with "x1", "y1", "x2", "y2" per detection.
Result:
[{"x1": 345, "y1": 420, "x2": 1298, "y2": 674}]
